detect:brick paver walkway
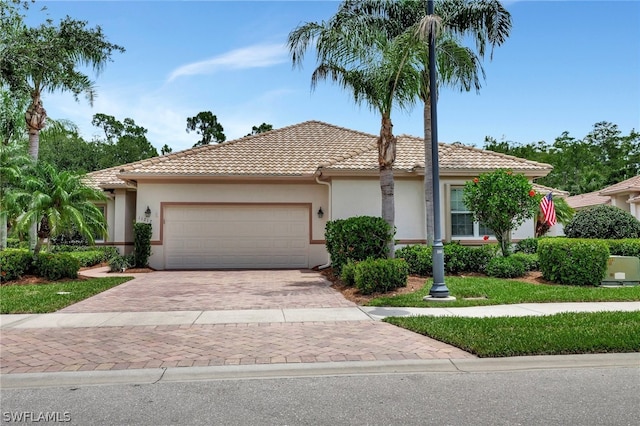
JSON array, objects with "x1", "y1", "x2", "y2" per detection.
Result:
[
  {"x1": 1, "y1": 269, "x2": 474, "y2": 375},
  {"x1": 0, "y1": 321, "x2": 473, "y2": 374}
]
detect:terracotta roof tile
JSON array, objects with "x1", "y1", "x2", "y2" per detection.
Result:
[
  {"x1": 598, "y1": 175, "x2": 640, "y2": 195},
  {"x1": 87, "y1": 121, "x2": 552, "y2": 188},
  {"x1": 566, "y1": 191, "x2": 611, "y2": 209}
]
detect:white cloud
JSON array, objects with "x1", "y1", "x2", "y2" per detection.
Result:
[{"x1": 166, "y1": 43, "x2": 289, "y2": 83}]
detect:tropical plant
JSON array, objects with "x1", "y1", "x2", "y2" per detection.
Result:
[
  {"x1": 463, "y1": 169, "x2": 538, "y2": 256},
  {"x1": 9, "y1": 162, "x2": 108, "y2": 255},
  {"x1": 322, "y1": 0, "x2": 512, "y2": 243},
  {"x1": 0, "y1": 6, "x2": 124, "y2": 160},
  {"x1": 535, "y1": 196, "x2": 574, "y2": 237},
  {"x1": 288, "y1": 2, "x2": 423, "y2": 256},
  {"x1": 0, "y1": 139, "x2": 31, "y2": 248}
]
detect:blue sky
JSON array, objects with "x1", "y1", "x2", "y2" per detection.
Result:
[{"x1": 28, "y1": 0, "x2": 640, "y2": 152}]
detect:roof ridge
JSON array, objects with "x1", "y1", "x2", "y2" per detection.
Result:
[{"x1": 447, "y1": 141, "x2": 554, "y2": 170}]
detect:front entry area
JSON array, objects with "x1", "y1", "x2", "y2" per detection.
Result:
[{"x1": 163, "y1": 204, "x2": 310, "y2": 269}]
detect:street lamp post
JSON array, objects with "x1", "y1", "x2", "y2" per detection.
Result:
[{"x1": 426, "y1": 0, "x2": 451, "y2": 299}]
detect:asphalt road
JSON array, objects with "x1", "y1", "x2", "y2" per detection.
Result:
[{"x1": 1, "y1": 366, "x2": 638, "y2": 425}]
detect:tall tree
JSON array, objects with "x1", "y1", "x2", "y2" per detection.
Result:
[
  {"x1": 186, "y1": 111, "x2": 226, "y2": 147},
  {"x1": 1, "y1": 7, "x2": 124, "y2": 160},
  {"x1": 39, "y1": 119, "x2": 99, "y2": 173},
  {"x1": 91, "y1": 113, "x2": 158, "y2": 167},
  {"x1": 289, "y1": 5, "x2": 422, "y2": 256},
  {"x1": 246, "y1": 123, "x2": 273, "y2": 136},
  {"x1": 10, "y1": 162, "x2": 107, "y2": 255}
]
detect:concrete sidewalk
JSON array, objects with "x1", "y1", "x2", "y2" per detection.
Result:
[{"x1": 2, "y1": 302, "x2": 639, "y2": 329}]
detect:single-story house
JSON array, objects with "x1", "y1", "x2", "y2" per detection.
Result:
[
  {"x1": 566, "y1": 175, "x2": 640, "y2": 220},
  {"x1": 87, "y1": 120, "x2": 554, "y2": 270}
]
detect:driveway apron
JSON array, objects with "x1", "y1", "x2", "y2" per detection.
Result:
[{"x1": 1, "y1": 268, "x2": 474, "y2": 375}]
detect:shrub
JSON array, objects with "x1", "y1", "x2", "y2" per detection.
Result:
[
  {"x1": 485, "y1": 256, "x2": 526, "y2": 278},
  {"x1": 340, "y1": 259, "x2": 357, "y2": 286},
  {"x1": 325, "y1": 216, "x2": 394, "y2": 273},
  {"x1": 538, "y1": 238, "x2": 610, "y2": 286},
  {"x1": 133, "y1": 222, "x2": 153, "y2": 268},
  {"x1": 396, "y1": 245, "x2": 432, "y2": 276},
  {"x1": 443, "y1": 242, "x2": 472, "y2": 274},
  {"x1": 510, "y1": 253, "x2": 539, "y2": 271},
  {"x1": 606, "y1": 239, "x2": 640, "y2": 258},
  {"x1": 99, "y1": 246, "x2": 120, "y2": 261},
  {"x1": 515, "y1": 238, "x2": 538, "y2": 254},
  {"x1": 354, "y1": 258, "x2": 408, "y2": 295},
  {"x1": 33, "y1": 252, "x2": 80, "y2": 280},
  {"x1": 6, "y1": 238, "x2": 27, "y2": 249},
  {"x1": 564, "y1": 205, "x2": 640, "y2": 239},
  {"x1": 68, "y1": 250, "x2": 105, "y2": 267},
  {"x1": 109, "y1": 254, "x2": 133, "y2": 272},
  {"x1": 0, "y1": 249, "x2": 33, "y2": 282},
  {"x1": 466, "y1": 244, "x2": 499, "y2": 273}
]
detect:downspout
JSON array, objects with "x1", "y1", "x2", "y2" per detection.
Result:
[{"x1": 315, "y1": 171, "x2": 332, "y2": 269}]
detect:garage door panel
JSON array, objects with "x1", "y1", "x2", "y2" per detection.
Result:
[{"x1": 164, "y1": 205, "x2": 310, "y2": 269}]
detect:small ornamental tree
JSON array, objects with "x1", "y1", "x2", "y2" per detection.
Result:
[{"x1": 463, "y1": 169, "x2": 538, "y2": 257}]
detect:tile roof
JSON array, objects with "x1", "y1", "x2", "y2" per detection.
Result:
[
  {"x1": 598, "y1": 175, "x2": 640, "y2": 195},
  {"x1": 87, "y1": 121, "x2": 552, "y2": 188},
  {"x1": 531, "y1": 183, "x2": 570, "y2": 198},
  {"x1": 565, "y1": 191, "x2": 611, "y2": 209}
]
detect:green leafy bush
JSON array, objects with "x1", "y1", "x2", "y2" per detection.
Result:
[
  {"x1": 6, "y1": 238, "x2": 27, "y2": 249},
  {"x1": 515, "y1": 238, "x2": 538, "y2": 254},
  {"x1": 340, "y1": 259, "x2": 357, "y2": 286},
  {"x1": 396, "y1": 245, "x2": 432, "y2": 276},
  {"x1": 109, "y1": 254, "x2": 133, "y2": 272},
  {"x1": 325, "y1": 216, "x2": 394, "y2": 273},
  {"x1": 68, "y1": 250, "x2": 105, "y2": 267},
  {"x1": 33, "y1": 253, "x2": 80, "y2": 280},
  {"x1": 444, "y1": 242, "x2": 471, "y2": 274},
  {"x1": 564, "y1": 205, "x2": 640, "y2": 239},
  {"x1": 510, "y1": 253, "x2": 539, "y2": 271},
  {"x1": 0, "y1": 249, "x2": 33, "y2": 282},
  {"x1": 485, "y1": 256, "x2": 526, "y2": 278},
  {"x1": 466, "y1": 244, "x2": 499, "y2": 273},
  {"x1": 606, "y1": 239, "x2": 640, "y2": 258},
  {"x1": 538, "y1": 238, "x2": 610, "y2": 286},
  {"x1": 133, "y1": 222, "x2": 153, "y2": 268},
  {"x1": 354, "y1": 258, "x2": 408, "y2": 295}
]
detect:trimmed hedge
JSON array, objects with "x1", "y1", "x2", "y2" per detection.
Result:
[
  {"x1": 133, "y1": 222, "x2": 153, "y2": 268},
  {"x1": 396, "y1": 245, "x2": 433, "y2": 276},
  {"x1": 325, "y1": 216, "x2": 394, "y2": 273},
  {"x1": 354, "y1": 258, "x2": 408, "y2": 295},
  {"x1": 538, "y1": 238, "x2": 610, "y2": 286},
  {"x1": 68, "y1": 250, "x2": 106, "y2": 268},
  {"x1": 485, "y1": 256, "x2": 526, "y2": 278},
  {"x1": 515, "y1": 238, "x2": 538, "y2": 254},
  {"x1": 606, "y1": 239, "x2": 640, "y2": 258},
  {"x1": 510, "y1": 253, "x2": 539, "y2": 272},
  {"x1": 33, "y1": 252, "x2": 80, "y2": 281},
  {"x1": 0, "y1": 249, "x2": 33, "y2": 282}
]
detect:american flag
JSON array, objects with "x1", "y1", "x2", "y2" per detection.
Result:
[{"x1": 540, "y1": 192, "x2": 557, "y2": 226}]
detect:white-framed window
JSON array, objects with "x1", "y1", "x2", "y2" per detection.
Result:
[{"x1": 450, "y1": 188, "x2": 493, "y2": 238}]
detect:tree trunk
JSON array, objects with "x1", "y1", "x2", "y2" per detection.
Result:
[
  {"x1": 423, "y1": 100, "x2": 434, "y2": 245},
  {"x1": 0, "y1": 212, "x2": 7, "y2": 250},
  {"x1": 379, "y1": 115, "x2": 396, "y2": 258},
  {"x1": 25, "y1": 91, "x2": 46, "y2": 160}
]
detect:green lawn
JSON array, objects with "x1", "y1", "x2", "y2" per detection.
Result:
[
  {"x1": 0, "y1": 277, "x2": 132, "y2": 314},
  {"x1": 385, "y1": 311, "x2": 640, "y2": 357},
  {"x1": 367, "y1": 276, "x2": 640, "y2": 307}
]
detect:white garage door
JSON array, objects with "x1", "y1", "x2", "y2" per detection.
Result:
[{"x1": 164, "y1": 205, "x2": 309, "y2": 269}]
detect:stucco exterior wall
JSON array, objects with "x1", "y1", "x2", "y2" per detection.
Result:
[{"x1": 136, "y1": 181, "x2": 329, "y2": 269}]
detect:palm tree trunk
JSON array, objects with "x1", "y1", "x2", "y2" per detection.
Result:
[
  {"x1": 423, "y1": 100, "x2": 434, "y2": 245},
  {"x1": 0, "y1": 212, "x2": 7, "y2": 250},
  {"x1": 379, "y1": 115, "x2": 396, "y2": 258},
  {"x1": 25, "y1": 92, "x2": 47, "y2": 160}
]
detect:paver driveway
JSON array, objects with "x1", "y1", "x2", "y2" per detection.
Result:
[
  {"x1": 59, "y1": 268, "x2": 355, "y2": 312},
  {"x1": 1, "y1": 268, "x2": 474, "y2": 375}
]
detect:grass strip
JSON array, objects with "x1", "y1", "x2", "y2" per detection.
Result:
[
  {"x1": 368, "y1": 276, "x2": 640, "y2": 307},
  {"x1": 385, "y1": 311, "x2": 640, "y2": 357},
  {"x1": 0, "y1": 277, "x2": 132, "y2": 314}
]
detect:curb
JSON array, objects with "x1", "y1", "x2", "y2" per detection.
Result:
[{"x1": 2, "y1": 353, "x2": 638, "y2": 390}]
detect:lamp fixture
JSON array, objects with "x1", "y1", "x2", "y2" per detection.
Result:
[
  {"x1": 145, "y1": 206, "x2": 151, "y2": 218},
  {"x1": 317, "y1": 207, "x2": 324, "y2": 218}
]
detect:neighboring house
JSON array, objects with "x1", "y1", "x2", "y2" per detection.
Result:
[
  {"x1": 566, "y1": 175, "x2": 640, "y2": 220},
  {"x1": 86, "y1": 121, "x2": 553, "y2": 270}
]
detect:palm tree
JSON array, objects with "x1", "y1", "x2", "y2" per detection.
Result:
[
  {"x1": 535, "y1": 196, "x2": 574, "y2": 238},
  {"x1": 289, "y1": 9, "x2": 421, "y2": 257},
  {"x1": 1, "y1": 14, "x2": 124, "y2": 159},
  {"x1": 331, "y1": 0, "x2": 512, "y2": 242},
  {"x1": 10, "y1": 162, "x2": 108, "y2": 255},
  {"x1": 0, "y1": 140, "x2": 31, "y2": 249}
]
